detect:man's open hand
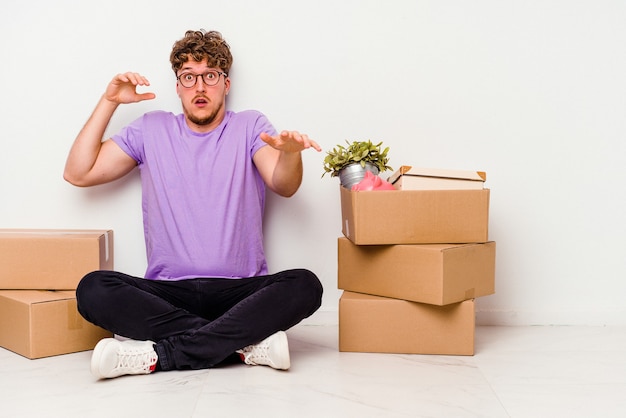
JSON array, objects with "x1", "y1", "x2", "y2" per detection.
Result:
[
  {"x1": 105, "y1": 72, "x2": 156, "y2": 104},
  {"x1": 260, "y1": 131, "x2": 322, "y2": 154}
]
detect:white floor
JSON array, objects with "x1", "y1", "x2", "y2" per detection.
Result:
[{"x1": 1, "y1": 325, "x2": 625, "y2": 418}]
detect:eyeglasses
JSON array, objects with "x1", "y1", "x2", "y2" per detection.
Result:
[{"x1": 176, "y1": 70, "x2": 227, "y2": 88}]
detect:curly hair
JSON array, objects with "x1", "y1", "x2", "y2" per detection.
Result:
[{"x1": 170, "y1": 30, "x2": 233, "y2": 74}]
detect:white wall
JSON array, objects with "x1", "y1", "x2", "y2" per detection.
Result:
[{"x1": 1, "y1": 0, "x2": 625, "y2": 326}]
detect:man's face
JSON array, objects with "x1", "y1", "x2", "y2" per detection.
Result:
[{"x1": 176, "y1": 58, "x2": 230, "y2": 132}]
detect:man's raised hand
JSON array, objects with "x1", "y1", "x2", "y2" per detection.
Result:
[
  {"x1": 105, "y1": 72, "x2": 156, "y2": 104},
  {"x1": 260, "y1": 131, "x2": 322, "y2": 154}
]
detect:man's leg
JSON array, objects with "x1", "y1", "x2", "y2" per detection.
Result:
[
  {"x1": 77, "y1": 269, "x2": 323, "y2": 373},
  {"x1": 154, "y1": 269, "x2": 323, "y2": 370},
  {"x1": 76, "y1": 270, "x2": 211, "y2": 342}
]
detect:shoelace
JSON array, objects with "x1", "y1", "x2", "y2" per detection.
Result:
[
  {"x1": 116, "y1": 348, "x2": 158, "y2": 372},
  {"x1": 240, "y1": 343, "x2": 269, "y2": 364}
]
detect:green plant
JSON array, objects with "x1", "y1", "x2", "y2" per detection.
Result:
[{"x1": 322, "y1": 140, "x2": 392, "y2": 178}]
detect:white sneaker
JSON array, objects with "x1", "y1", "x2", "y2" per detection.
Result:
[
  {"x1": 237, "y1": 331, "x2": 290, "y2": 370},
  {"x1": 91, "y1": 338, "x2": 158, "y2": 379}
]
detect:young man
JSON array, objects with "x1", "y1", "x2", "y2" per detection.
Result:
[{"x1": 64, "y1": 30, "x2": 323, "y2": 379}]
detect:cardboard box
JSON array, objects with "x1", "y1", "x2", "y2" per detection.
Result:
[
  {"x1": 0, "y1": 229, "x2": 113, "y2": 290},
  {"x1": 388, "y1": 166, "x2": 486, "y2": 190},
  {"x1": 338, "y1": 238, "x2": 495, "y2": 305},
  {"x1": 0, "y1": 290, "x2": 112, "y2": 359},
  {"x1": 340, "y1": 187, "x2": 490, "y2": 245},
  {"x1": 339, "y1": 291, "x2": 475, "y2": 355}
]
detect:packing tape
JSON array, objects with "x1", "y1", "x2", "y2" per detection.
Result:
[{"x1": 104, "y1": 231, "x2": 110, "y2": 263}]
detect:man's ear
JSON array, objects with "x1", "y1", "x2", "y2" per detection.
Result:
[{"x1": 224, "y1": 77, "x2": 231, "y2": 95}]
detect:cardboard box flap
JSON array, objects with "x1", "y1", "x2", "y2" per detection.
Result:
[
  {"x1": 0, "y1": 290, "x2": 76, "y2": 304},
  {"x1": 388, "y1": 166, "x2": 487, "y2": 185},
  {"x1": 0, "y1": 229, "x2": 112, "y2": 238}
]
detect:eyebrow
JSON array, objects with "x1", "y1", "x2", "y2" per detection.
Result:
[{"x1": 179, "y1": 66, "x2": 218, "y2": 73}]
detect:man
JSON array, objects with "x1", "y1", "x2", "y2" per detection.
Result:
[{"x1": 64, "y1": 30, "x2": 323, "y2": 379}]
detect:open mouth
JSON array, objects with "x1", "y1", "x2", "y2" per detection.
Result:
[{"x1": 194, "y1": 97, "x2": 209, "y2": 107}]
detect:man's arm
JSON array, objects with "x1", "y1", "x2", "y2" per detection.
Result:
[
  {"x1": 63, "y1": 72, "x2": 155, "y2": 187},
  {"x1": 254, "y1": 131, "x2": 321, "y2": 197}
]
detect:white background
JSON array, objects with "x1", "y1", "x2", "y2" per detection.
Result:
[{"x1": 1, "y1": 0, "x2": 625, "y2": 326}]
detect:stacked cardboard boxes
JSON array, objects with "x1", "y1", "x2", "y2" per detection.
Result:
[
  {"x1": 337, "y1": 167, "x2": 495, "y2": 355},
  {"x1": 0, "y1": 229, "x2": 114, "y2": 358}
]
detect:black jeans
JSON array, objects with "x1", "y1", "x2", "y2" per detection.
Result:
[{"x1": 76, "y1": 269, "x2": 323, "y2": 371}]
